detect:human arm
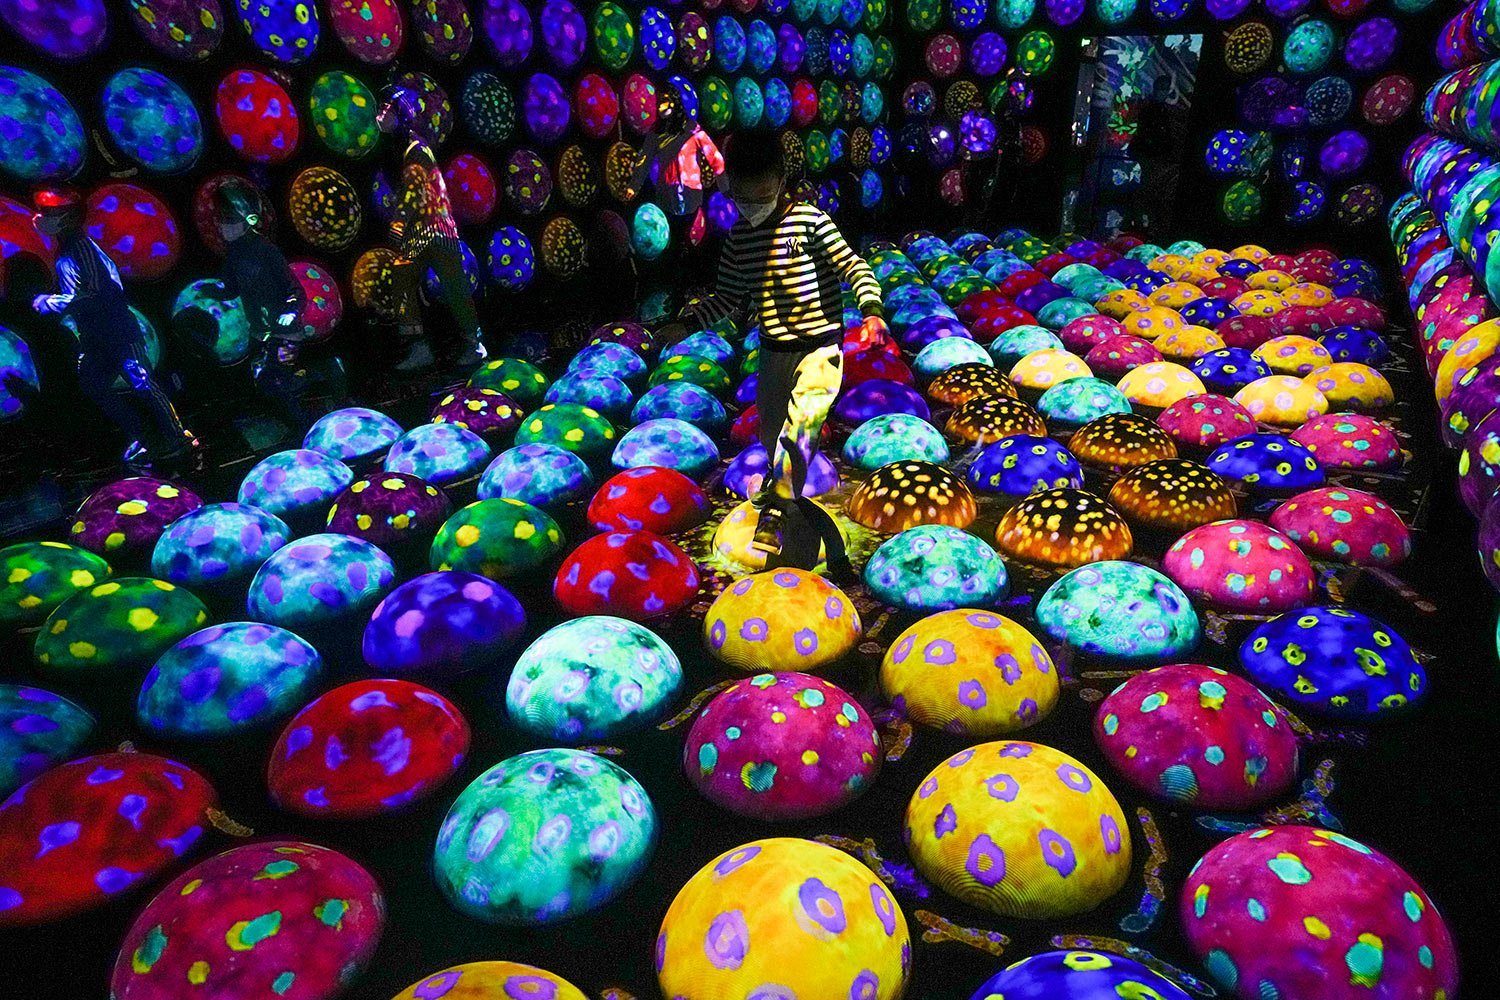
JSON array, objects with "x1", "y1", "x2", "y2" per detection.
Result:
[
  {"x1": 31, "y1": 255, "x2": 80, "y2": 315},
  {"x1": 809, "y1": 209, "x2": 883, "y2": 319}
]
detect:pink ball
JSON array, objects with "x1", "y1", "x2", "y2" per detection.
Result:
[
  {"x1": 684, "y1": 671, "x2": 881, "y2": 819},
  {"x1": 1269, "y1": 486, "x2": 1411, "y2": 568},
  {"x1": 443, "y1": 153, "x2": 498, "y2": 225},
  {"x1": 1094, "y1": 663, "x2": 1298, "y2": 810},
  {"x1": 290, "y1": 261, "x2": 343, "y2": 341},
  {"x1": 1163, "y1": 520, "x2": 1315, "y2": 614},
  {"x1": 1181, "y1": 826, "x2": 1458, "y2": 1000}
]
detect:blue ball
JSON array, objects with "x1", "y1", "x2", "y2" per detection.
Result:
[
  {"x1": 967, "y1": 435, "x2": 1084, "y2": 496},
  {"x1": 478, "y1": 443, "x2": 594, "y2": 507},
  {"x1": 967, "y1": 949, "x2": 1193, "y2": 1000},
  {"x1": 612, "y1": 418, "x2": 720, "y2": 479}
]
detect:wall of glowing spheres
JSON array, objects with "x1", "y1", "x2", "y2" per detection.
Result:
[{"x1": 0, "y1": 0, "x2": 901, "y2": 330}]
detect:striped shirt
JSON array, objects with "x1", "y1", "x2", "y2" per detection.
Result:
[
  {"x1": 394, "y1": 139, "x2": 460, "y2": 258},
  {"x1": 684, "y1": 203, "x2": 881, "y2": 348}
]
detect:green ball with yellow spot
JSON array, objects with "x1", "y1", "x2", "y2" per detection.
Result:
[
  {"x1": 35, "y1": 578, "x2": 209, "y2": 677},
  {"x1": 469, "y1": 357, "x2": 550, "y2": 408},
  {"x1": 430, "y1": 499, "x2": 564, "y2": 582},
  {"x1": 307, "y1": 70, "x2": 378, "y2": 159},
  {"x1": 648, "y1": 353, "x2": 732, "y2": 397},
  {"x1": 0, "y1": 541, "x2": 112, "y2": 630},
  {"x1": 514, "y1": 403, "x2": 618, "y2": 461}
]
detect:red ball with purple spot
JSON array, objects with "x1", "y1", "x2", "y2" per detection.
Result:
[
  {"x1": 588, "y1": 466, "x2": 709, "y2": 534},
  {"x1": 554, "y1": 530, "x2": 699, "y2": 621}
]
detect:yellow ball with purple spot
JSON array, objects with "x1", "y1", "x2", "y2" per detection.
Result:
[
  {"x1": 390, "y1": 962, "x2": 588, "y2": 1000},
  {"x1": 905, "y1": 741, "x2": 1131, "y2": 919},
  {"x1": 657, "y1": 838, "x2": 911, "y2": 1000},
  {"x1": 705, "y1": 569, "x2": 862, "y2": 672}
]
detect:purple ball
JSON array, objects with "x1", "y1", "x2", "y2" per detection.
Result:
[
  {"x1": 1044, "y1": 0, "x2": 1085, "y2": 26},
  {"x1": 900, "y1": 314, "x2": 973, "y2": 351},
  {"x1": 1345, "y1": 17, "x2": 1398, "y2": 74},
  {"x1": 1479, "y1": 493, "x2": 1500, "y2": 592},
  {"x1": 522, "y1": 73, "x2": 570, "y2": 144},
  {"x1": 970, "y1": 33, "x2": 1008, "y2": 77},
  {"x1": 1443, "y1": 355, "x2": 1500, "y2": 449},
  {"x1": 363, "y1": 570, "x2": 526, "y2": 677},
  {"x1": 833, "y1": 379, "x2": 931, "y2": 425},
  {"x1": 539, "y1": 0, "x2": 586, "y2": 69},
  {"x1": 724, "y1": 443, "x2": 839, "y2": 499},
  {"x1": 1205, "y1": 0, "x2": 1252, "y2": 18},
  {"x1": 482, "y1": 0, "x2": 533, "y2": 68},
  {"x1": 1319, "y1": 131, "x2": 1369, "y2": 178},
  {"x1": 1016, "y1": 280, "x2": 1069, "y2": 313}
]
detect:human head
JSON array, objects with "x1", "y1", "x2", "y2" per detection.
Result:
[
  {"x1": 656, "y1": 85, "x2": 685, "y2": 134},
  {"x1": 723, "y1": 130, "x2": 786, "y2": 201},
  {"x1": 213, "y1": 179, "x2": 263, "y2": 242},
  {"x1": 31, "y1": 186, "x2": 84, "y2": 239}
]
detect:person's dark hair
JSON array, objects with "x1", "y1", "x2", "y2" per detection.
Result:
[
  {"x1": 723, "y1": 130, "x2": 786, "y2": 183},
  {"x1": 213, "y1": 179, "x2": 263, "y2": 227}
]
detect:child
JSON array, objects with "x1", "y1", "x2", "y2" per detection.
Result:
[
  {"x1": 376, "y1": 85, "x2": 487, "y2": 373},
  {"x1": 630, "y1": 84, "x2": 726, "y2": 238},
  {"x1": 215, "y1": 180, "x2": 348, "y2": 432},
  {"x1": 663, "y1": 130, "x2": 886, "y2": 574},
  {"x1": 30, "y1": 187, "x2": 192, "y2": 466}
]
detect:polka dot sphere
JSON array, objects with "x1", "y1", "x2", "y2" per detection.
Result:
[{"x1": 704, "y1": 569, "x2": 862, "y2": 672}]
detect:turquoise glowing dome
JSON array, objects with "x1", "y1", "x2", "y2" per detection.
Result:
[
  {"x1": 864, "y1": 526, "x2": 1008, "y2": 612},
  {"x1": 478, "y1": 443, "x2": 594, "y2": 508},
  {"x1": 151, "y1": 503, "x2": 292, "y2": 596},
  {"x1": 842, "y1": 413, "x2": 949, "y2": 469},
  {"x1": 246, "y1": 532, "x2": 396, "y2": 631},
  {"x1": 434, "y1": 748, "x2": 657, "y2": 925},
  {"x1": 913, "y1": 338, "x2": 993, "y2": 380},
  {"x1": 1035, "y1": 560, "x2": 1201, "y2": 662},
  {"x1": 1036, "y1": 377, "x2": 1133, "y2": 426},
  {"x1": 137, "y1": 622, "x2": 323, "y2": 738},
  {"x1": 304, "y1": 407, "x2": 404, "y2": 463},
  {"x1": 612, "y1": 418, "x2": 720, "y2": 479},
  {"x1": 507, "y1": 616, "x2": 683, "y2": 741},
  {"x1": 385, "y1": 423, "x2": 493, "y2": 486},
  {"x1": 237, "y1": 450, "x2": 354, "y2": 526}
]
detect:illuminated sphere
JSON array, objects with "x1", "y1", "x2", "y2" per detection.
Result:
[
  {"x1": 995, "y1": 489, "x2": 1134, "y2": 568},
  {"x1": 612, "y1": 418, "x2": 720, "y2": 479},
  {"x1": 1095, "y1": 663, "x2": 1296, "y2": 809},
  {"x1": 1069, "y1": 413, "x2": 1177, "y2": 471},
  {"x1": 1240, "y1": 605, "x2": 1424, "y2": 721},
  {"x1": 1036, "y1": 560, "x2": 1199, "y2": 665},
  {"x1": 967, "y1": 436, "x2": 1083, "y2": 497},
  {"x1": 1108, "y1": 458, "x2": 1237, "y2": 533},
  {"x1": 1163, "y1": 520, "x2": 1314, "y2": 614},
  {"x1": 914, "y1": 338, "x2": 993, "y2": 381},
  {"x1": 1290, "y1": 413, "x2": 1400, "y2": 470},
  {"x1": 1253, "y1": 335, "x2": 1331, "y2": 376},
  {"x1": 658, "y1": 838, "x2": 910, "y2": 999},
  {"x1": 865, "y1": 526, "x2": 1008, "y2": 612},
  {"x1": 835, "y1": 379, "x2": 931, "y2": 424},
  {"x1": 545, "y1": 371, "x2": 631, "y2": 420},
  {"x1": 725, "y1": 444, "x2": 837, "y2": 500},
  {"x1": 471, "y1": 357, "x2": 549, "y2": 407},
  {"x1": 430, "y1": 499, "x2": 562, "y2": 581},
  {"x1": 0, "y1": 683, "x2": 93, "y2": 794},
  {"x1": 327, "y1": 0, "x2": 404, "y2": 63},
  {"x1": 946, "y1": 395, "x2": 1047, "y2": 444},
  {"x1": 289, "y1": 166, "x2": 362, "y2": 252},
  {"x1": 325, "y1": 472, "x2": 452, "y2": 561},
  {"x1": 882, "y1": 610, "x2": 1057, "y2": 735},
  {"x1": 588, "y1": 466, "x2": 708, "y2": 534},
  {"x1": 476, "y1": 443, "x2": 591, "y2": 509},
  {"x1": 554, "y1": 530, "x2": 698, "y2": 621},
  {"x1": 847, "y1": 461, "x2": 977, "y2": 531},
  {"x1": 1156, "y1": 394, "x2": 1257, "y2": 449},
  {"x1": 1283, "y1": 20, "x2": 1336, "y2": 74},
  {"x1": 380, "y1": 423, "x2": 490, "y2": 487},
  {"x1": 1016, "y1": 30, "x2": 1055, "y2": 75},
  {"x1": 237, "y1": 449, "x2": 353, "y2": 528},
  {"x1": 215, "y1": 69, "x2": 299, "y2": 164},
  {"x1": 1305, "y1": 363, "x2": 1392, "y2": 412},
  {"x1": 1084, "y1": 334, "x2": 1162, "y2": 378},
  {"x1": 170, "y1": 278, "x2": 250, "y2": 365},
  {"x1": 512, "y1": 401, "x2": 619, "y2": 461},
  {"x1": 434, "y1": 748, "x2": 655, "y2": 925},
  {"x1": 85, "y1": 184, "x2": 181, "y2": 281},
  {"x1": 905, "y1": 741, "x2": 1131, "y2": 919},
  {"x1": 429, "y1": 388, "x2": 521, "y2": 443},
  {"x1": 0, "y1": 0, "x2": 107, "y2": 60},
  {"x1": 1116, "y1": 361, "x2": 1206, "y2": 408},
  {"x1": 1206, "y1": 433, "x2": 1324, "y2": 492},
  {"x1": 649, "y1": 353, "x2": 732, "y2": 395},
  {"x1": 307, "y1": 70, "x2": 378, "y2": 159},
  {"x1": 246, "y1": 533, "x2": 395, "y2": 632},
  {"x1": 35, "y1": 578, "x2": 209, "y2": 678},
  {"x1": 990, "y1": 326, "x2": 1062, "y2": 366},
  {"x1": 110, "y1": 841, "x2": 383, "y2": 1000},
  {"x1": 486, "y1": 226, "x2": 535, "y2": 290},
  {"x1": 967, "y1": 950, "x2": 1191, "y2": 1000},
  {"x1": 504, "y1": 149, "x2": 552, "y2": 215},
  {"x1": 302, "y1": 407, "x2": 402, "y2": 464},
  {"x1": 1181, "y1": 826, "x2": 1457, "y2": 1000},
  {"x1": 150, "y1": 503, "x2": 290, "y2": 597},
  {"x1": 1036, "y1": 377, "x2": 1132, "y2": 426},
  {"x1": 102, "y1": 68, "x2": 202, "y2": 174},
  {"x1": 1233, "y1": 375, "x2": 1329, "y2": 427},
  {"x1": 1269, "y1": 487, "x2": 1409, "y2": 568},
  {"x1": 351, "y1": 247, "x2": 400, "y2": 318},
  {"x1": 508, "y1": 615, "x2": 682, "y2": 740},
  {"x1": 69, "y1": 477, "x2": 203, "y2": 564},
  {"x1": 0, "y1": 751, "x2": 213, "y2": 929},
  {"x1": 1009, "y1": 348, "x2": 1091, "y2": 391},
  {"x1": 137, "y1": 621, "x2": 321, "y2": 738},
  {"x1": 392, "y1": 963, "x2": 586, "y2": 1000},
  {"x1": 1191, "y1": 347, "x2": 1271, "y2": 393},
  {"x1": 711, "y1": 499, "x2": 847, "y2": 573},
  {"x1": 704, "y1": 569, "x2": 861, "y2": 672},
  {"x1": 0, "y1": 542, "x2": 111, "y2": 630},
  {"x1": 842, "y1": 414, "x2": 950, "y2": 469},
  {"x1": 410, "y1": 0, "x2": 474, "y2": 61},
  {"x1": 631, "y1": 382, "x2": 727, "y2": 429},
  {"x1": 0, "y1": 325, "x2": 37, "y2": 421},
  {"x1": 362, "y1": 570, "x2": 524, "y2": 679},
  {"x1": 686, "y1": 671, "x2": 879, "y2": 822}
]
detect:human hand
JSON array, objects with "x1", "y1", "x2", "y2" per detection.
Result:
[
  {"x1": 31, "y1": 294, "x2": 52, "y2": 315},
  {"x1": 276, "y1": 343, "x2": 299, "y2": 365},
  {"x1": 277, "y1": 310, "x2": 298, "y2": 328}
]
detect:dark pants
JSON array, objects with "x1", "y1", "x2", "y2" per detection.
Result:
[
  {"x1": 76, "y1": 330, "x2": 184, "y2": 453},
  {"x1": 393, "y1": 241, "x2": 480, "y2": 344},
  {"x1": 254, "y1": 349, "x2": 348, "y2": 432}
]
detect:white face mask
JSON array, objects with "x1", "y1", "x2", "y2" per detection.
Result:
[{"x1": 735, "y1": 191, "x2": 781, "y2": 226}]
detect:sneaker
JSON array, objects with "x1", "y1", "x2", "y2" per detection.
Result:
[
  {"x1": 450, "y1": 341, "x2": 488, "y2": 373},
  {"x1": 750, "y1": 505, "x2": 784, "y2": 555},
  {"x1": 749, "y1": 479, "x2": 776, "y2": 511},
  {"x1": 394, "y1": 341, "x2": 435, "y2": 372},
  {"x1": 825, "y1": 557, "x2": 859, "y2": 587},
  {"x1": 122, "y1": 440, "x2": 147, "y2": 464}
]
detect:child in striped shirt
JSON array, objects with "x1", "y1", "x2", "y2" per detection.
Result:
[{"x1": 662, "y1": 130, "x2": 887, "y2": 571}]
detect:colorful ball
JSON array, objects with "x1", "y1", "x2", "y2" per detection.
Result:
[
  {"x1": 1181, "y1": 827, "x2": 1457, "y2": 1000},
  {"x1": 430, "y1": 499, "x2": 563, "y2": 581},
  {"x1": 507, "y1": 615, "x2": 682, "y2": 740},
  {"x1": 1207, "y1": 433, "x2": 1324, "y2": 492},
  {"x1": 238, "y1": 449, "x2": 354, "y2": 528},
  {"x1": 102, "y1": 68, "x2": 203, "y2": 174},
  {"x1": 1290, "y1": 413, "x2": 1400, "y2": 470},
  {"x1": 35, "y1": 578, "x2": 209, "y2": 677},
  {"x1": 704, "y1": 569, "x2": 861, "y2": 672},
  {"x1": 110, "y1": 841, "x2": 384, "y2": 1000},
  {"x1": 390, "y1": 963, "x2": 588, "y2": 1000},
  {"x1": 0, "y1": 684, "x2": 94, "y2": 795},
  {"x1": 657, "y1": 838, "x2": 910, "y2": 1000},
  {"x1": 215, "y1": 68, "x2": 299, "y2": 164},
  {"x1": 864, "y1": 526, "x2": 1008, "y2": 612},
  {"x1": 1269, "y1": 487, "x2": 1409, "y2": 568},
  {"x1": 151, "y1": 503, "x2": 290, "y2": 596},
  {"x1": 0, "y1": 541, "x2": 111, "y2": 630},
  {"x1": 363, "y1": 571, "x2": 525, "y2": 677},
  {"x1": 612, "y1": 418, "x2": 721, "y2": 479},
  {"x1": 303, "y1": 407, "x2": 402, "y2": 463},
  {"x1": 70, "y1": 477, "x2": 203, "y2": 564},
  {"x1": 1164, "y1": 520, "x2": 1315, "y2": 614},
  {"x1": 478, "y1": 443, "x2": 593, "y2": 508},
  {"x1": 384, "y1": 423, "x2": 492, "y2": 486},
  {"x1": 847, "y1": 460, "x2": 977, "y2": 531},
  {"x1": 434, "y1": 748, "x2": 656, "y2": 925},
  {"x1": 968, "y1": 950, "x2": 1192, "y2": 1000},
  {"x1": 326, "y1": 472, "x2": 453, "y2": 558},
  {"x1": 554, "y1": 530, "x2": 699, "y2": 621},
  {"x1": 905, "y1": 741, "x2": 1131, "y2": 919},
  {"x1": 1036, "y1": 560, "x2": 1201, "y2": 662}
]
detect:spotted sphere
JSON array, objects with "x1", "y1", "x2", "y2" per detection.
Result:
[
  {"x1": 704, "y1": 569, "x2": 862, "y2": 672},
  {"x1": 1035, "y1": 561, "x2": 1201, "y2": 663}
]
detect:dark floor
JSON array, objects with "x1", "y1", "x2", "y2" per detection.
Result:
[{"x1": 0, "y1": 309, "x2": 1495, "y2": 999}]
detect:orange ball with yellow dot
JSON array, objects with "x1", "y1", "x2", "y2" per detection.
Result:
[{"x1": 994, "y1": 488, "x2": 1134, "y2": 568}]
